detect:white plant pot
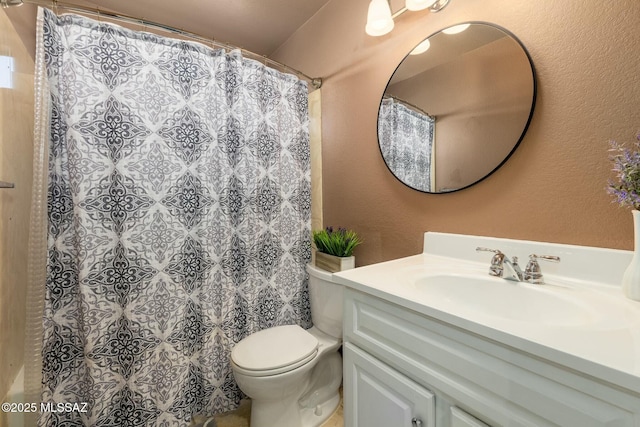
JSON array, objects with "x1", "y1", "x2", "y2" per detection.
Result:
[{"x1": 623, "y1": 209, "x2": 640, "y2": 301}]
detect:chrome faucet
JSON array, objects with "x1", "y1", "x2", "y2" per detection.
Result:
[
  {"x1": 503, "y1": 256, "x2": 524, "y2": 282},
  {"x1": 476, "y1": 247, "x2": 523, "y2": 282},
  {"x1": 476, "y1": 247, "x2": 560, "y2": 284}
]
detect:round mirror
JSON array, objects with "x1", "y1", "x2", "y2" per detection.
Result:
[{"x1": 377, "y1": 22, "x2": 536, "y2": 193}]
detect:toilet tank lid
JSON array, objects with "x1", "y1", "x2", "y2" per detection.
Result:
[{"x1": 231, "y1": 325, "x2": 318, "y2": 371}]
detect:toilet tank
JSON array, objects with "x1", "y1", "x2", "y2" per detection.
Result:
[{"x1": 307, "y1": 264, "x2": 343, "y2": 339}]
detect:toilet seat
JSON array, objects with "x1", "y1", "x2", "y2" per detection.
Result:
[{"x1": 231, "y1": 325, "x2": 318, "y2": 377}]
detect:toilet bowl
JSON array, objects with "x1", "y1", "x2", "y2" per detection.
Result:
[{"x1": 230, "y1": 264, "x2": 343, "y2": 427}]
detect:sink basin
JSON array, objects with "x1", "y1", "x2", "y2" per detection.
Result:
[{"x1": 412, "y1": 273, "x2": 601, "y2": 327}]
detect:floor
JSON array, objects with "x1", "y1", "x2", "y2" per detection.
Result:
[{"x1": 193, "y1": 393, "x2": 344, "y2": 427}]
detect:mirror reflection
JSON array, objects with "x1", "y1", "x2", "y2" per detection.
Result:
[{"x1": 378, "y1": 22, "x2": 536, "y2": 193}]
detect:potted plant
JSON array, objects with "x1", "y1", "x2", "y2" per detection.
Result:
[
  {"x1": 312, "y1": 226, "x2": 362, "y2": 273},
  {"x1": 608, "y1": 133, "x2": 640, "y2": 301}
]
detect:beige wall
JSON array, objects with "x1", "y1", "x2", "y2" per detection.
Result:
[
  {"x1": 273, "y1": 0, "x2": 639, "y2": 266},
  {"x1": 0, "y1": 7, "x2": 34, "y2": 405}
]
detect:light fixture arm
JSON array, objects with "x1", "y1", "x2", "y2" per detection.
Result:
[
  {"x1": 428, "y1": 0, "x2": 450, "y2": 13},
  {"x1": 392, "y1": 0, "x2": 449, "y2": 18},
  {"x1": 391, "y1": 6, "x2": 408, "y2": 20}
]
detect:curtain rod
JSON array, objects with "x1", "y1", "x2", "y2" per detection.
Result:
[
  {"x1": 2, "y1": 0, "x2": 323, "y2": 89},
  {"x1": 383, "y1": 95, "x2": 435, "y2": 120}
]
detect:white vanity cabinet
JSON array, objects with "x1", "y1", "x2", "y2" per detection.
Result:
[
  {"x1": 344, "y1": 342, "x2": 435, "y2": 427},
  {"x1": 342, "y1": 287, "x2": 640, "y2": 427}
]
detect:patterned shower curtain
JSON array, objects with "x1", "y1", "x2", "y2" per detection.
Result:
[
  {"x1": 378, "y1": 97, "x2": 435, "y2": 192},
  {"x1": 38, "y1": 8, "x2": 311, "y2": 426}
]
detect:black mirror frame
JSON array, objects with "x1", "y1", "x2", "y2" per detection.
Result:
[{"x1": 377, "y1": 21, "x2": 537, "y2": 194}]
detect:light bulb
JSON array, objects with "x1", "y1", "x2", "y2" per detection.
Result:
[
  {"x1": 365, "y1": 0, "x2": 394, "y2": 36},
  {"x1": 409, "y1": 39, "x2": 431, "y2": 55},
  {"x1": 442, "y1": 23, "x2": 471, "y2": 34},
  {"x1": 405, "y1": 0, "x2": 437, "y2": 11}
]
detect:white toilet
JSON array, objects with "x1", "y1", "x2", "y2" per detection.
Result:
[{"x1": 230, "y1": 264, "x2": 343, "y2": 427}]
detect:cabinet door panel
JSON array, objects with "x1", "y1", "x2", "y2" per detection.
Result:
[
  {"x1": 344, "y1": 342, "x2": 435, "y2": 427},
  {"x1": 451, "y1": 407, "x2": 491, "y2": 427}
]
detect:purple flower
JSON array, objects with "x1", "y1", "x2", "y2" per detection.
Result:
[{"x1": 608, "y1": 132, "x2": 640, "y2": 211}]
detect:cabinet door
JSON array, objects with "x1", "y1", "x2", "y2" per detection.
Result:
[
  {"x1": 450, "y1": 407, "x2": 491, "y2": 427},
  {"x1": 344, "y1": 342, "x2": 435, "y2": 427}
]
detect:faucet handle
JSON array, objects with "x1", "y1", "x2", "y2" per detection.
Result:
[
  {"x1": 476, "y1": 247, "x2": 505, "y2": 277},
  {"x1": 524, "y1": 254, "x2": 561, "y2": 284}
]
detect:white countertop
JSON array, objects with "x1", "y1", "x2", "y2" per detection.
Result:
[{"x1": 333, "y1": 233, "x2": 640, "y2": 395}]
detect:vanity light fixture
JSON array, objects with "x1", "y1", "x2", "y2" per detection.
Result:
[
  {"x1": 365, "y1": 0, "x2": 450, "y2": 37},
  {"x1": 409, "y1": 38, "x2": 430, "y2": 55},
  {"x1": 442, "y1": 23, "x2": 470, "y2": 34},
  {"x1": 365, "y1": 0, "x2": 395, "y2": 36},
  {"x1": 406, "y1": 0, "x2": 437, "y2": 11}
]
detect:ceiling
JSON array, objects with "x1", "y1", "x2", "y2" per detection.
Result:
[
  {"x1": 86, "y1": 0, "x2": 334, "y2": 56},
  {"x1": 7, "y1": 0, "x2": 333, "y2": 57}
]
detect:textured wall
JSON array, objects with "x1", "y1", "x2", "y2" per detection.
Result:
[{"x1": 273, "y1": 0, "x2": 640, "y2": 266}]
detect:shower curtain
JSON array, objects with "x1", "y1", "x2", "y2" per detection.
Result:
[
  {"x1": 32, "y1": 8, "x2": 311, "y2": 426},
  {"x1": 378, "y1": 97, "x2": 435, "y2": 192}
]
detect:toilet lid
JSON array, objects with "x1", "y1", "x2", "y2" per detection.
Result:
[{"x1": 231, "y1": 325, "x2": 318, "y2": 372}]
